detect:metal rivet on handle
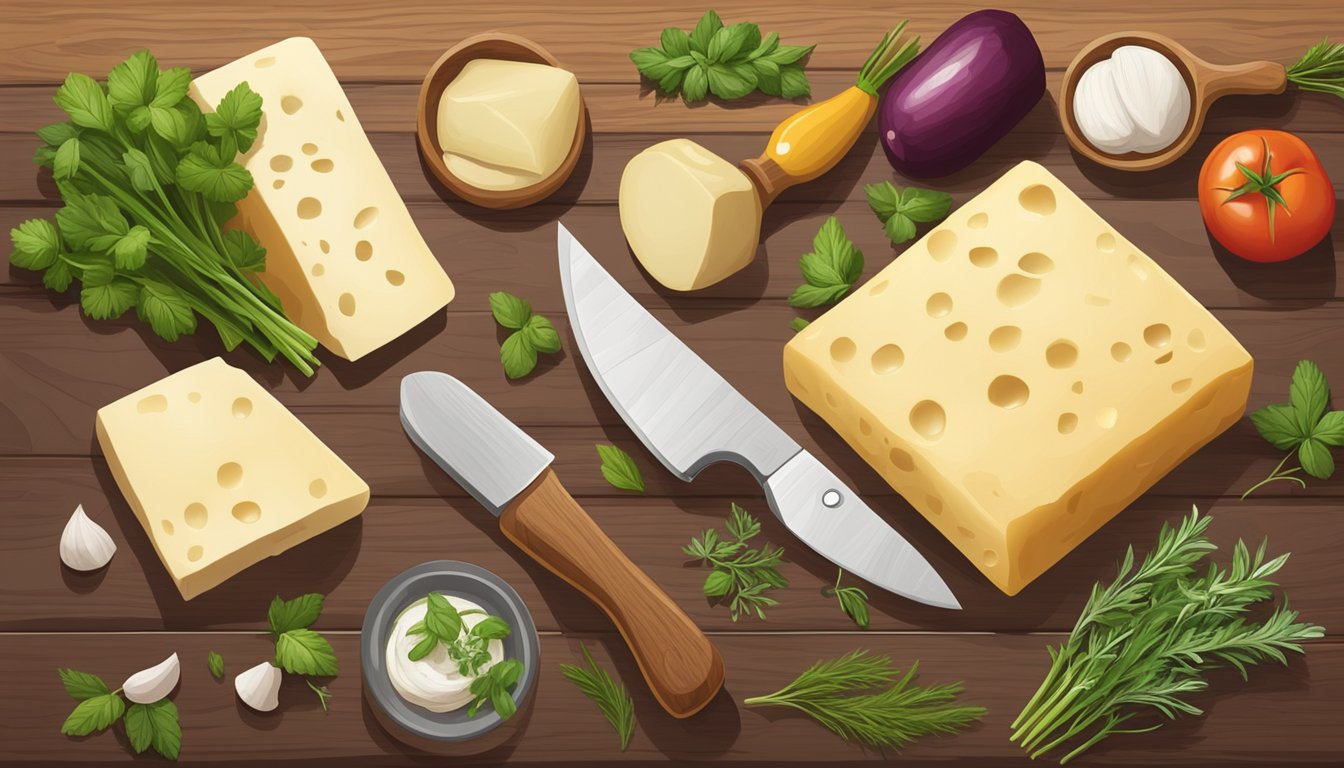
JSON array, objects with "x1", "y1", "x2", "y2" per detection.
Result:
[{"x1": 822, "y1": 490, "x2": 842, "y2": 508}]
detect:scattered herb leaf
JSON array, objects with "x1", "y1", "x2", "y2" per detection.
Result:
[
  {"x1": 560, "y1": 644, "x2": 636, "y2": 751},
  {"x1": 267, "y1": 593, "x2": 324, "y2": 635},
  {"x1": 1244, "y1": 360, "x2": 1344, "y2": 498},
  {"x1": 60, "y1": 692, "x2": 126, "y2": 737},
  {"x1": 264, "y1": 593, "x2": 339, "y2": 708},
  {"x1": 467, "y1": 658, "x2": 524, "y2": 720},
  {"x1": 823, "y1": 570, "x2": 870, "y2": 629},
  {"x1": 125, "y1": 699, "x2": 181, "y2": 760},
  {"x1": 57, "y1": 667, "x2": 182, "y2": 760},
  {"x1": 206, "y1": 651, "x2": 225, "y2": 681},
  {"x1": 744, "y1": 651, "x2": 984, "y2": 749},
  {"x1": 490, "y1": 291, "x2": 561, "y2": 379},
  {"x1": 789, "y1": 217, "x2": 863, "y2": 308},
  {"x1": 1010, "y1": 507, "x2": 1323, "y2": 763},
  {"x1": 596, "y1": 444, "x2": 645, "y2": 493},
  {"x1": 58, "y1": 668, "x2": 112, "y2": 700},
  {"x1": 789, "y1": 317, "x2": 811, "y2": 332},
  {"x1": 306, "y1": 680, "x2": 334, "y2": 713},
  {"x1": 865, "y1": 181, "x2": 953, "y2": 244},
  {"x1": 683, "y1": 503, "x2": 787, "y2": 620},
  {"x1": 1286, "y1": 39, "x2": 1344, "y2": 100}
]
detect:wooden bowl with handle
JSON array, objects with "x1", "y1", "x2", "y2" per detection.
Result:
[
  {"x1": 1060, "y1": 31, "x2": 1286, "y2": 172},
  {"x1": 417, "y1": 33, "x2": 587, "y2": 209}
]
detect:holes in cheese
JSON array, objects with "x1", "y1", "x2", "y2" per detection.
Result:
[
  {"x1": 355, "y1": 240, "x2": 373, "y2": 261},
  {"x1": 138, "y1": 395, "x2": 168, "y2": 414},
  {"x1": 969, "y1": 246, "x2": 998, "y2": 268},
  {"x1": 927, "y1": 292, "x2": 953, "y2": 317},
  {"x1": 188, "y1": 391, "x2": 201, "y2": 403},
  {"x1": 95, "y1": 358, "x2": 369, "y2": 600},
  {"x1": 830, "y1": 337, "x2": 857, "y2": 362},
  {"x1": 338, "y1": 293, "x2": 357, "y2": 316},
  {"x1": 945, "y1": 322, "x2": 968, "y2": 341},
  {"x1": 385, "y1": 270, "x2": 405, "y2": 286},
  {"x1": 255, "y1": 56, "x2": 276, "y2": 68},
  {"x1": 188, "y1": 37, "x2": 454, "y2": 361},
  {"x1": 781, "y1": 161, "x2": 1253, "y2": 596},
  {"x1": 869, "y1": 279, "x2": 890, "y2": 296}
]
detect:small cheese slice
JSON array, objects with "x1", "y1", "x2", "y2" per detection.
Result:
[
  {"x1": 619, "y1": 139, "x2": 761, "y2": 291},
  {"x1": 783, "y1": 161, "x2": 1252, "y2": 596},
  {"x1": 189, "y1": 37, "x2": 455, "y2": 361},
  {"x1": 96, "y1": 358, "x2": 369, "y2": 600},
  {"x1": 436, "y1": 58, "x2": 580, "y2": 190}
]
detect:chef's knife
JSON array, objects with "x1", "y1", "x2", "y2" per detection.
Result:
[
  {"x1": 400, "y1": 372, "x2": 725, "y2": 718},
  {"x1": 558, "y1": 224, "x2": 960, "y2": 610}
]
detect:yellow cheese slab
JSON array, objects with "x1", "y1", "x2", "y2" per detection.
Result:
[
  {"x1": 783, "y1": 162, "x2": 1252, "y2": 595},
  {"x1": 190, "y1": 37, "x2": 455, "y2": 361},
  {"x1": 96, "y1": 358, "x2": 370, "y2": 600}
]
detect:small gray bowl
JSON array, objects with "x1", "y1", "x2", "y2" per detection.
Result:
[{"x1": 362, "y1": 561, "x2": 539, "y2": 749}]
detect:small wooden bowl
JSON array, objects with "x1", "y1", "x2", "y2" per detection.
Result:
[
  {"x1": 1060, "y1": 31, "x2": 1286, "y2": 171},
  {"x1": 417, "y1": 33, "x2": 587, "y2": 209}
]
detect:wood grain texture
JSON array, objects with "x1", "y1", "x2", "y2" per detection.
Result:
[
  {"x1": 501, "y1": 468, "x2": 724, "y2": 717},
  {"x1": 1, "y1": 1, "x2": 1342, "y2": 765}
]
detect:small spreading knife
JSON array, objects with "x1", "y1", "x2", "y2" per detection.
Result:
[
  {"x1": 558, "y1": 224, "x2": 960, "y2": 610},
  {"x1": 400, "y1": 372, "x2": 725, "y2": 718}
]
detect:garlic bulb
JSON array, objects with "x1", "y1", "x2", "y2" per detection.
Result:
[
  {"x1": 59, "y1": 505, "x2": 117, "y2": 571},
  {"x1": 123, "y1": 653, "x2": 180, "y2": 704},
  {"x1": 1073, "y1": 45, "x2": 1191, "y2": 155},
  {"x1": 235, "y1": 661, "x2": 281, "y2": 712}
]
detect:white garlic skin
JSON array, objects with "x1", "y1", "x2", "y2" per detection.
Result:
[
  {"x1": 59, "y1": 505, "x2": 117, "y2": 571},
  {"x1": 235, "y1": 661, "x2": 282, "y2": 712},
  {"x1": 123, "y1": 652, "x2": 180, "y2": 704}
]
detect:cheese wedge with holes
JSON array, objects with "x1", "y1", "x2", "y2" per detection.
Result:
[
  {"x1": 783, "y1": 161, "x2": 1252, "y2": 596},
  {"x1": 189, "y1": 37, "x2": 454, "y2": 361},
  {"x1": 95, "y1": 358, "x2": 369, "y2": 600}
]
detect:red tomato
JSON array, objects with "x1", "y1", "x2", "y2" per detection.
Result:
[{"x1": 1198, "y1": 129, "x2": 1334, "y2": 263}]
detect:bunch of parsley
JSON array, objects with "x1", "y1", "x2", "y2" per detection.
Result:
[
  {"x1": 1245, "y1": 360, "x2": 1344, "y2": 497},
  {"x1": 8, "y1": 50, "x2": 321, "y2": 375}
]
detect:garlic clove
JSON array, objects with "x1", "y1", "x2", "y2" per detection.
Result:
[
  {"x1": 1073, "y1": 59, "x2": 1135, "y2": 151},
  {"x1": 235, "y1": 661, "x2": 282, "y2": 712},
  {"x1": 1111, "y1": 45, "x2": 1190, "y2": 147},
  {"x1": 123, "y1": 652, "x2": 180, "y2": 704},
  {"x1": 59, "y1": 504, "x2": 117, "y2": 572}
]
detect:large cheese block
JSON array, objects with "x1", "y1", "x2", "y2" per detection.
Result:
[
  {"x1": 783, "y1": 161, "x2": 1252, "y2": 595},
  {"x1": 190, "y1": 37, "x2": 455, "y2": 361},
  {"x1": 96, "y1": 358, "x2": 369, "y2": 600}
]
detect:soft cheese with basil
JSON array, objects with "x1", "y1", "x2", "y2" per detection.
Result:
[{"x1": 385, "y1": 594, "x2": 505, "y2": 713}]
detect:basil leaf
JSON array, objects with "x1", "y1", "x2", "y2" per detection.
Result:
[
  {"x1": 1250, "y1": 403, "x2": 1306, "y2": 450},
  {"x1": 60, "y1": 693, "x2": 125, "y2": 736},
  {"x1": 767, "y1": 44, "x2": 815, "y2": 65},
  {"x1": 629, "y1": 47, "x2": 674, "y2": 80},
  {"x1": 703, "y1": 568, "x2": 735, "y2": 597},
  {"x1": 274, "y1": 628, "x2": 340, "y2": 677},
  {"x1": 596, "y1": 444, "x2": 644, "y2": 493},
  {"x1": 125, "y1": 700, "x2": 180, "y2": 760},
  {"x1": 779, "y1": 65, "x2": 811, "y2": 99},
  {"x1": 58, "y1": 668, "x2": 110, "y2": 701},
  {"x1": 470, "y1": 616, "x2": 513, "y2": 640},
  {"x1": 207, "y1": 651, "x2": 225, "y2": 680},
  {"x1": 884, "y1": 212, "x2": 917, "y2": 244},
  {"x1": 488, "y1": 291, "x2": 532, "y2": 330},
  {"x1": 268, "y1": 593, "x2": 325, "y2": 634},
  {"x1": 1299, "y1": 438, "x2": 1335, "y2": 480},
  {"x1": 865, "y1": 181, "x2": 901, "y2": 222},
  {"x1": 1289, "y1": 360, "x2": 1329, "y2": 432},
  {"x1": 707, "y1": 63, "x2": 756, "y2": 100},
  {"x1": 500, "y1": 331, "x2": 538, "y2": 379},
  {"x1": 521, "y1": 314, "x2": 561, "y2": 354},
  {"x1": 681, "y1": 65, "x2": 709, "y2": 102},
  {"x1": 426, "y1": 591, "x2": 464, "y2": 640},
  {"x1": 408, "y1": 632, "x2": 439, "y2": 662},
  {"x1": 688, "y1": 10, "x2": 723, "y2": 55},
  {"x1": 752, "y1": 58, "x2": 782, "y2": 96},
  {"x1": 661, "y1": 27, "x2": 691, "y2": 58},
  {"x1": 789, "y1": 317, "x2": 810, "y2": 332},
  {"x1": 1311, "y1": 411, "x2": 1344, "y2": 447}
]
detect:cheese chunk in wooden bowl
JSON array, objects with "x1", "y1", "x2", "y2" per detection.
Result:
[{"x1": 783, "y1": 161, "x2": 1252, "y2": 595}]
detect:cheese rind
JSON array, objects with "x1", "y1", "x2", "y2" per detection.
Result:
[
  {"x1": 96, "y1": 358, "x2": 369, "y2": 600},
  {"x1": 783, "y1": 161, "x2": 1252, "y2": 595},
  {"x1": 619, "y1": 139, "x2": 761, "y2": 291},
  {"x1": 189, "y1": 37, "x2": 455, "y2": 361}
]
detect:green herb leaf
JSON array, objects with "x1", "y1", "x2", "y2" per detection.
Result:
[
  {"x1": 176, "y1": 142, "x2": 253, "y2": 203},
  {"x1": 688, "y1": 10, "x2": 723, "y2": 55},
  {"x1": 827, "y1": 571, "x2": 871, "y2": 629},
  {"x1": 788, "y1": 217, "x2": 862, "y2": 308},
  {"x1": 56, "y1": 193, "x2": 127, "y2": 252},
  {"x1": 703, "y1": 568, "x2": 735, "y2": 597},
  {"x1": 779, "y1": 66, "x2": 811, "y2": 99},
  {"x1": 306, "y1": 679, "x2": 334, "y2": 712},
  {"x1": 684, "y1": 503, "x2": 787, "y2": 621},
  {"x1": 10, "y1": 218, "x2": 62, "y2": 271},
  {"x1": 707, "y1": 63, "x2": 757, "y2": 99},
  {"x1": 466, "y1": 659, "x2": 524, "y2": 720},
  {"x1": 137, "y1": 280, "x2": 196, "y2": 341},
  {"x1": 767, "y1": 44, "x2": 815, "y2": 66},
  {"x1": 223, "y1": 229, "x2": 266, "y2": 272},
  {"x1": 866, "y1": 181, "x2": 952, "y2": 244},
  {"x1": 561, "y1": 645, "x2": 636, "y2": 750},
  {"x1": 53, "y1": 138, "x2": 81, "y2": 181},
  {"x1": 1244, "y1": 360, "x2": 1342, "y2": 497},
  {"x1": 113, "y1": 225, "x2": 150, "y2": 270},
  {"x1": 1289, "y1": 360, "x2": 1330, "y2": 433},
  {"x1": 522, "y1": 314, "x2": 562, "y2": 353},
  {"x1": 408, "y1": 632, "x2": 439, "y2": 662},
  {"x1": 36, "y1": 122, "x2": 81, "y2": 147},
  {"x1": 121, "y1": 149, "x2": 158, "y2": 192},
  {"x1": 204, "y1": 82, "x2": 263, "y2": 154},
  {"x1": 60, "y1": 693, "x2": 126, "y2": 737},
  {"x1": 681, "y1": 65, "x2": 709, "y2": 102},
  {"x1": 489, "y1": 290, "x2": 532, "y2": 329},
  {"x1": 633, "y1": 12, "x2": 810, "y2": 101},
  {"x1": 275, "y1": 628, "x2": 340, "y2": 677},
  {"x1": 149, "y1": 104, "x2": 191, "y2": 146},
  {"x1": 207, "y1": 651, "x2": 225, "y2": 680},
  {"x1": 1250, "y1": 403, "x2": 1306, "y2": 450},
  {"x1": 789, "y1": 317, "x2": 810, "y2": 332},
  {"x1": 1312, "y1": 411, "x2": 1344, "y2": 447},
  {"x1": 1299, "y1": 438, "x2": 1334, "y2": 479},
  {"x1": 726, "y1": 502, "x2": 760, "y2": 542},
  {"x1": 596, "y1": 444, "x2": 645, "y2": 492},
  {"x1": 124, "y1": 699, "x2": 181, "y2": 760},
  {"x1": 500, "y1": 331, "x2": 538, "y2": 379},
  {"x1": 471, "y1": 616, "x2": 513, "y2": 641},
  {"x1": 425, "y1": 592, "x2": 464, "y2": 641},
  {"x1": 153, "y1": 67, "x2": 192, "y2": 109},
  {"x1": 58, "y1": 668, "x2": 111, "y2": 701},
  {"x1": 661, "y1": 27, "x2": 691, "y2": 57},
  {"x1": 268, "y1": 593, "x2": 325, "y2": 634},
  {"x1": 43, "y1": 259, "x2": 74, "y2": 292},
  {"x1": 54, "y1": 73, "x2": 114, "y2": 132},
  {"x1": 107, "y1": 50, "x2": 158, "y2": 111},
  {"x1": 80, "y1": 279, "x2": 138, "y2": 320}
]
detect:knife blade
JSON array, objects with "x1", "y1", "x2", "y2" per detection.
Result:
[
  {"x1": 400, "y1": 372, "x2": 725, "y2": 717},
  {"x1": 558, "y1": 224, "x2": 960, "y2": 610}
]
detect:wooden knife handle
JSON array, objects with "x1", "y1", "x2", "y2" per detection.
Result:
[{"x1": 499, "y1": 467, "x2": 724, "y2": 718}]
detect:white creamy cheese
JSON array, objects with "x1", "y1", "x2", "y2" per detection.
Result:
[
  {"x1": 1073, "y1": 45, "x2": 1191, "y2": 155},
  {"x1": 386, "y1": 595, "x2": 505, "y2": 713}
]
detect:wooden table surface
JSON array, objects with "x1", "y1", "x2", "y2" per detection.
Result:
[{"x1": 2, "y1": 1, "x2": 1342, "y2": 765}]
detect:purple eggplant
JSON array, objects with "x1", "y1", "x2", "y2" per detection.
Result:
[{"x1": 878, "y1": 10, "x2": 1045, "y2": 178}]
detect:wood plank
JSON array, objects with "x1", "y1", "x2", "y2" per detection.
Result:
[
  {"x1": 2, "y1": 1, "x2": 1336, "y2": 83},
  {"x1": 2, "y1": 456, "x2": 1338, "y2": 634},
  {"x1": 1, "y1": 631, "x2": 1336, "y2": 765}
]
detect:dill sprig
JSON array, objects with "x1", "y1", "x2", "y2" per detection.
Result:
[
  {"x1": 1011, "y1": 507, "x2": 1324, "y2": 763},
  {"x1": 683, "y1": 503, "x2": 788, "y2": 621},
  {"x1": 1287, "y1": 39, "x2": 1344, "y2": 100},
  {"x1": 559, "y1": 645, "x2": 636, "y2": 751},
  {"x1": 744, "y1": 651, "x2": 985, "y2": 749}
]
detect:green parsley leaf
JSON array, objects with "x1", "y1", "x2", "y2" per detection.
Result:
[
  {"x1": 489, "y1": 291, "x2": 532, "y2": 329},
  {"x1": 789, "y1": 317, "x2": 810, "y2": 332},
  {"x1": 60, "y1": 693, "x2": 125, "y2": 737},
  {"x1": 153, "y1": 67, "x2": 192, "y2": 109},
  {"x1": 684, "y1": 504, "x2": 787, "y2": 621},
  {"x1": 204, "y1": 82, "x2": 263, "y2": 154},
  {"x1": 58, "y1": 668, "x2": 111, "y2": 701},
  {"x1": 122, "y1": 149, "x2": 158, "y2": 192},
  {"x1": 1250, "y1": 403, "x2": 1305, "y2": 450},
  {"x1": 149, "y1": 104, "x2": 191, "y2": 146},
  {"x1": 268, "y1": 593, "x2": 325, "y2": 634},
  {"x1": 43, "y1": 259, "x2": 74, "y2": 292},
  {"x1": 207, "y1": 651, "x2": 225, "y2": 680},
  {"x1": 107, "y1": 50, "x2": 158, "y2": 112},
  {"x1": 54, "y1": 72, "x2": 114, "y2": 132},
  {"x1": 306, "y1": 679, "x2": 334, "y2": 712},
  {"x1": 866, "y1": 181, "x2": 953, "y2": 244},
  {"x1": 137, "y1": 280, "x2": 196, "y2": 341},
  {"x1": 1244, "y1": 359, "x2": 1344, "y2": 497},
  {"x1": 726, "y1": 503, "x2": 761, "y2": 542},
  {"x1": 124, "y1": 699, "x2": 181, "y2": 760},
  {"x1": 1313, "y1": 411, "x2": 1344, "y2": 447},
  {"x1": 56, "y1": 193, "x2": 127, "y2": 252},
  {"x1": 176, "y1": 142, "x2": 252, "y2": 203},
  {"x1": 113, "y1": 225, "x2": 150, "y2": 270},
  {"x1": 788, "y1": 217, "x2": 863, "y2": 308},
  {"x1": 80, "y1": 278, "x2": 138, "y2": 320},
  {"x1": 53, "y1": 138, "x2": 81, "y2": 181},
  {"x1": 36, "y1": 122, "x2": 81, "y2": 147},
  {"x1": 1289, "y1": 360, "x2": 1330, "y2": 434},
  {"x1": 596, "y1": 444, "x2": 645, "y2": 492},
  {"x1": 1299, "y1": 438, "x2": 1334, "y2": 480},
  {"x1": 222, "y1": 229, "x2": 266, "y2": 272},
  {"x1": 275, "y1": 628, "x2": 340, "y2": 677},
  {"x1": 10, "y1": 218, "x2": 62, "y2": 271},
  {"x1": 522, "y1": 314, "x2": 562, "y2": 354},
  {"x1": 500, "y1": 331, "x2": 538, "y2": 379}
]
